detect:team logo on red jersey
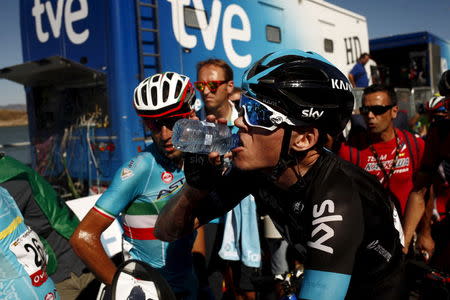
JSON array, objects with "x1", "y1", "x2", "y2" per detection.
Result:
[{"x1": 161, "y1": 171, "x2": 174, "y2": 184}]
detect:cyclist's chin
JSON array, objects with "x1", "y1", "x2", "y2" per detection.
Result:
[
  {"x1": 164, "y1": 149, "x2": 182, "y2": 160},
  {"x1": 232, "y1": 151, "x2": 256, "y2": 171}
]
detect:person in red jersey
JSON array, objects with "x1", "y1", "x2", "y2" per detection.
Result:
[{"x1": 338, "y1": 84, "x2": 424, "y2": 215}]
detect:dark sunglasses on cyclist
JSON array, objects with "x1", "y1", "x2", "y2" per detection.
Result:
[
  {"x1": 145, "y1": 115, "x2": 187, "y2": 131},
  {"x1": 359, "y1": 105, "x2": 394, "y2": 115},
  {"x1": 194, "y1": 80, "x2": 227, "y2": 93},
  {"x1": 239, "y1": 94, "x2": 298, "y2": 131}
]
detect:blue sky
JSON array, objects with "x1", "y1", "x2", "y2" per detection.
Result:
[{"x1": 0, "y1": 0, "x2": 449, "y2": 105}]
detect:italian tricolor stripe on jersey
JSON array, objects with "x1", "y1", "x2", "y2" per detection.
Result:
[
  {"x1": 122, "y1": 214, "x2": 158, "y2": 240},
  {"x1": 93, "y1": 206, "x2": 115, "y2": 221}
]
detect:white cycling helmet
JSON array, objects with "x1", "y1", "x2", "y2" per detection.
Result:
[
  {"x1": 425, "y1": 96, "x2": 447, "y2": 113},
  {"x1": 134, "y1": 72, "x2": 196, "y2": 119}
]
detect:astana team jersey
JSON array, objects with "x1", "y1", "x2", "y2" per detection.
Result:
[
  {"x1": 0, "y1": 187, "x2": 59, "y2": 300},
  {"x1": 94, "y1": 143, "x2": 197, "y2": 296}
]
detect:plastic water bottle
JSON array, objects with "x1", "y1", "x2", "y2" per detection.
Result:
[{"x1": 172, "y1": 119, "x2": 238, "y2": 155}]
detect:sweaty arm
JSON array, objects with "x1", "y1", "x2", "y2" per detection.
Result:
[
  {"x1": 70, "y1": 208, "x2": 116, "y2": 284},
  {"x1": 299, "y1": 176, "x2": 364, "y2": 299},
  {"x1": 70, "y1": 154, "x2": 152, "y2": 284}
]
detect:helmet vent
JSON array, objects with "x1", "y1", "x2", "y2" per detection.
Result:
[
  {"x1": 282, "y1": 66, "x2": 327, "y2": 82},
  {"x1": 166, "y1": 72, "x2": 174, "y2": 80},
  {"x1": 152, "y1": 75, "x2": 160, "y2": 82},
  {"x1": 162, "y1": 81, "x2": 170, "y2": 102},
  {"x1": 175, "y1": 81, "x2": 182, "y2": 99},
  {"x1": 141, "y1": 87, "x2": 148, "y2": 106},
  {"x1": 267, "y1": 55, "x2": 303, "y2": 67},
  {"x1": 150, "y1": 86, "x2": 157, "y2": 106}
]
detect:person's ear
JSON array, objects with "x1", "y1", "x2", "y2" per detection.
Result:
[
  {"x1": 291, "y1": 127, "x2": 319, "y2": 152},
  {"x1": 226, "y1": 80, "x2": 234, "y2": 94},
  {"x1": 391, "y1": 105, "x2": 398, "y2": 119}
]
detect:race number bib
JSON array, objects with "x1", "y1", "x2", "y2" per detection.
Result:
[{"x1": 9, "y1": 228, "x2": 49, "y2": 286}]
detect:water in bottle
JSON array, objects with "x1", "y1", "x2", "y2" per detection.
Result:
[{"x1": 172, "y1": 119, "x2": 239, "y2": 155}]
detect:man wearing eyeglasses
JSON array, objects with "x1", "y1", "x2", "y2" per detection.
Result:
[
  {"x1": 338, "y1": 84, "x2": 424, "y2": 218},
  {"x1": 70, "y1": 72, "x2": 199, "y2": 299},
  {"x1": 195, "y1": 59, "x2": 235, "y2": 121},
  {"x1": 194, "y1": 59, "x2": 261, "y2": 300},
  {"x1": 155, "y1": 50, "x2": 407, "y2": 299}
]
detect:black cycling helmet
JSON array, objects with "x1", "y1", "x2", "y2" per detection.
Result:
[
  {"x1": 438, "y1": 70, "x2": 450, "y2": 97},
  {"x1": 242, "y1": 49, "x2": 354, "y2": 136}
]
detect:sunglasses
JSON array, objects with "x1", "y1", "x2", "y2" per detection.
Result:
[
  {"x1": 145, "y1": 115, "x2": 188, "y2": 131},
  {"x1": 359, "y1": 105, "x2": 394, "y2": 115},
  {"x1": 239, "y1": 94, "x2": 297, "y2": 131},
  {"x1": 194, "y1": 81, "x2": 227, "y2": 93}
]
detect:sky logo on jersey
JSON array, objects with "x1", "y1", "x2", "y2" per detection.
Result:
[
  {"x1": 121, "y1": 168, "x2": 134, "y2": 180},
  {"x1": 307, "y1": 199, "x2": 343, "y2": 254},
  {"x1": 161, "y1": 171, "x2": 174, "y2": 184}
]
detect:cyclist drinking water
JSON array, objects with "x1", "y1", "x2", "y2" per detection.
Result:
[{"x1": 155, "y1": 50, "x2": 407, "y2": 299}]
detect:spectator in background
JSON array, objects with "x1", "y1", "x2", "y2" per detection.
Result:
[
  {"x1": 229, "y1": 87, "x2": 243, "y2": 109},
  {"x1": 338, "y1": 84, "x2": 424, "y2": 217},
  {"x1": 403, "y1": 70, "x2": 450, "y2": 267},
  {"x1": 195, "y1": 59, "x2": 262, "y2": 300},
  {"x1": 348, "y1": 53, "x2": 370, "y2": 88}
]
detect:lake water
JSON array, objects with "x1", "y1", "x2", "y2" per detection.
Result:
[{"x1": 0, "y1": 125, "x2": 31, "y2": 165}]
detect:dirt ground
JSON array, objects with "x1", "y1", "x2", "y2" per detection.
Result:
[{"x1": 0, "y1": 110, "x2": 28, "y2": 127}]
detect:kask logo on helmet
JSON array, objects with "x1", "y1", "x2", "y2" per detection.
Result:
[{"x1": 331, "y1": 78, "x2": 352, "y2": 91}]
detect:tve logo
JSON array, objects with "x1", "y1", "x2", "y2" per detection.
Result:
[
  {"x1": 167, "y1": 0, "x2": 251, "y2": 68},
  {"x1": 32, "y1": 0, "x2": 90, "y2": 44}
]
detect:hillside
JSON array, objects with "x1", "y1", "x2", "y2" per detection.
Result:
[{"x1": 0, "y1": 109, "x2": 28, "y2": 127}]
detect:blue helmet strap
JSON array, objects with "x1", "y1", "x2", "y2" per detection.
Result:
[{"x1": 270, "y1": 126, "x2": 296, "y2": 181}]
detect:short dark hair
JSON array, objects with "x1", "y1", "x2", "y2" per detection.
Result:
[
  {"x1": 196, "y1": 59, "x2": 233, "y2": 82},
  {"x1": 362, "y1": 84, "x2": 397, "y2": 106},
  {"x1": 359, "y1": 53, "x2": 370, "y2": 60}
]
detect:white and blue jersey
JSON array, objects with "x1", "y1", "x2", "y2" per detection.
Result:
[
  {"x1": 94, "y1": 143, "x2": 197, "y2": 297},
  {"x1": 0, "y1": 187, "x2": 59, "y2": 300}
]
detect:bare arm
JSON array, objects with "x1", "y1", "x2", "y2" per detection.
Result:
[
  {"x1": 415, "y1": 184, "x2": 436, "y2": 259},
  {"x1": 70, "y1": 208, "x2": 116, "y2": 285},
  {"x1": 402, "y1": 187, "x2": 427, "y2": 253},
  {"x1": 154, "y1": 184, "x2": 208, "y2": 242},
  {"x1": 348, "y1": 73, "x2": 356, "y2": 88}
]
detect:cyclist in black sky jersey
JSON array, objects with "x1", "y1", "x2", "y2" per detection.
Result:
[{"x1": 154, "y1": 49, "x2": 407, "y2": 299}]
